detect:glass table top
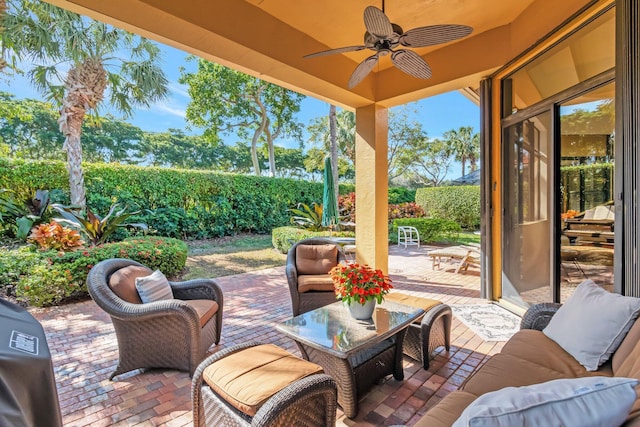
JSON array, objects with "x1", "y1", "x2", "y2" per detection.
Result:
[{"x1": 277, "y1": 300, "x2": 422, "y2": 358}]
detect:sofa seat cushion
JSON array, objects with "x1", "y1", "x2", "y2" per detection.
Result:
[
  {"x1": 202, "y1": 344, "x2": 323, "y2": 417},
  {"x1": 295, "y1": 244, "x2": 338, "y2": 275},
  {"x1": 183, "y1": 300, "x2": 219, "y2": 328},
  {"x1": 501, "y1": 329, "x2": 613, "y2": 378},
  {"x1": 297, "y1": 274, "x2": 335, "y2": 293},
  {"x1": 611, "y1": 338, "x2": 640, "y2": 423},
  {"x1": 461, "y1": 354, "x2": 575, "y2": 397},
  {"x1": 108, "y1": 265, "x2": 152, "y2": 304},
  {"x1": 385, "y1": 292, "x2": 442, "y2": 323},
  {"x1": 614, "y1": 318, "x2": 640, "y2": 374},
  {"x1": 413, "y1": 391, "x2": 477, "y2": 427}
]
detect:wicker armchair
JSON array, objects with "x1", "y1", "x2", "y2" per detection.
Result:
[
  {"x1": 87, "y1": 258, "x2": 224, "y2": 379},
  {"x1": 285, "y1": 238, "x2": 346, "y2": 316},
  {"x1": 192, "y1": 342, "x2": 337, "y2": 427},
  {"x1": 520, "y1": 302, "x2": 562, "y2": 331}
]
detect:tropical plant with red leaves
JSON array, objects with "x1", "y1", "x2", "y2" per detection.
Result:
[
  {"x1": 329, "y1": 262, "x2": 393, "y2": 305},
  {"x1": 28, "y1": 221, "x2": 84, "y2": 251}
]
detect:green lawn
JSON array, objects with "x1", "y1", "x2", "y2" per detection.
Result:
[
  {"x1": 180, "y1": 234, "x2": 286, "y2": 280},
  {"x1": 450, "y1": 231, "x2": 481, "y2": 245},
  {"x1": 180, "y1": 230, "x2": 482, "y2": 280}
]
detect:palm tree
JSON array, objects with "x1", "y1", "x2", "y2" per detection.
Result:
[
  {"x1": 443, "y1": 126, "x2": 480, "y2": 176},
  {"x1": 0, "y1": 0, "x2": 6, "y2": 71},
  {"x1": 2, "y1": 0, "x2": 168, "y2": 209},
  {"x1": 308, "y1": 109, "x2": 356, "y2": 164}
]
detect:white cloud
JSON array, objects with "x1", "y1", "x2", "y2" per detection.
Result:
[
  {"x1": 168, "y1": 82, "x2": 190, "y2": 99},
  {"x1": 154, "y1": 101, "x2": 187, "y2": 118}
]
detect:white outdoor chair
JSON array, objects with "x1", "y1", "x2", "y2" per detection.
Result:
[{"x1": 398, "y1": 226, "x2": 420, "y2": 248}]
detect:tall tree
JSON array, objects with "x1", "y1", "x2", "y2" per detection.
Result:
[
  {"x1": 0, "y1": 0, "x2": 6, "y2": 72},
  {"x1": 328, "y1": 104, "x2": 339, "y2": 202},
  {"x1": 0, "y1": 92, "x2": 64, "y2": 159},
  {"x1": 408, "y1": 138, "x2": 455, "y2": 187},
  {"x1": 443, "y1": 126, "x2": 480, "y2": 176},
  {"x1": 307, "y1": 109, "x2": 356, "y2": 164},
  {"x1": 2, "y1": 0, "x2": 168, "y2": 209},
  {"x1": 387, "y1": 106, "x2": 429, "y2": 182},
  {"x1": 139, "y1": 129, "x2": 218, "y2": 169},
  {"x1": 82, "y1": 116, "x2": 143, "y2": 163},
  {"x1": 180, "y1": 59, "x2": 304, "y2": 177}
]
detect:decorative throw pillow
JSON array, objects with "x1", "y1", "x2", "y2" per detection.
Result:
[
  {"x1": 543, "y1": 279, "x2": 640, "y2": 370},
  {"x1": 134, "y1": 270, "x2": 174, "y2": 303},
  {"x1": 452, "y1": 376, "x2": 638, "y2": 427}
]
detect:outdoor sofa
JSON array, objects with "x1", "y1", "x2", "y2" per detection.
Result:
[{"x1": 415, "y1": 280, "x2": 640, "y2": 426}]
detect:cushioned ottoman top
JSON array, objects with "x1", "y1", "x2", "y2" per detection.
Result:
[
  {"x1": 203, "y1": 344, "x2": 323, "y2": 417},
  {"x1": 386, "y1": 292, "x2": 442, "y2": 322}
]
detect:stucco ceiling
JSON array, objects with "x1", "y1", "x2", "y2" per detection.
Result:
[
  {"x1": 47, "y1": 0, "x2": 593, "y2": 109},
  {"x1": 245, "y1": 0, "x2": 535, "y2": 70}
]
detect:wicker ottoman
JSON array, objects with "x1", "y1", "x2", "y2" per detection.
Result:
[
  {"x1": 192, "y1": 341, "x2": 337, "y2": 427},
  {"x1": 385, "y1": 293, "x2": 452, "y2": 369}
]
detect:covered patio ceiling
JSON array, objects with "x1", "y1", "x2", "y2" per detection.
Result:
[{"x1": 46, "y1": 0, "x2": 593, "y2": 110}]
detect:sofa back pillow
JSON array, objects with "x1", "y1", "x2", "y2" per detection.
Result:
[
  {"x1": 452, "y1": 376, "x2": 638, "y2": 427},
  {"x1": 543, "y1": 279, "x2": 640, "y2": 371},
  {"x1": 295, "y1": 244, "x2": 338, "y2": 275}
]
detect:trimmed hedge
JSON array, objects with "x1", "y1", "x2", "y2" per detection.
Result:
[
  {"x1": 415, "y1": 185, "x2": 480, "y2": 230},
  {"x1": 272, "y1": 226, "x2": 354, "y2": 253},
  {"x1": 0, "y1": 236, "x2": 187, "y2": 307},
  {"x1": 0, "y1": 158, "x2": 348, "y2": 238},
  {"x1": 391, "y1": 218, "x2": 461, "y2": 244}
]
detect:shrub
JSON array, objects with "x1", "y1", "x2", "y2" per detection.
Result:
[
  {"x1": 388, "y1": 187, "x2": 416, "y2": 204},
  {"x1": 28, "y1": 221, "x2": 84, "y2": 251},
  {"x1": 271, "y1": 226, "x2": 354, "y2": 253},
  {"x1": 52, "y1": 203, "x2": 147, "y2": 246},
  {"x1": 388, "y1": 202, "x2": 425, "y2": 221},
  {"x1": 0, "y1": 158, "x2": 337, "y2": 239},
  {"x1": 415, "y1": 185, "x2": 480, "y2": 230},
  {"x1": 0, "y1": 236, "x2": 187, "y2": 307},
  {"x1": 390, "y1": 218, "x2": 461, "y2": 244},
  {"x1": 288, "y1": 202, "x2": 325, "y2": 231},
  {"x1": 338, "y1": 193, "x2": 356, "y2": 223},
  {"x1": 0, "y1": 189, "x2": 52, "y2": 240}
]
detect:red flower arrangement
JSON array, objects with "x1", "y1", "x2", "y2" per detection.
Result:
[{"x1": 329, "y1": 262, "x2": 393, "y2": 305}]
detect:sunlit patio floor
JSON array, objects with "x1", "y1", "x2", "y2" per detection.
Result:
[{"x1": 30, "y1": 244, "x2": 507, "y2": 427}]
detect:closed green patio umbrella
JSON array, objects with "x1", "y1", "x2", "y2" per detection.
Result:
[{"x1": 321, "y1": 156, "x2": 339, "y2": 234}]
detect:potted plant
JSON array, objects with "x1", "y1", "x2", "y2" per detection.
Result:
[{"x1": 329, "y1": 263, "x2": 393, "y2": 319}]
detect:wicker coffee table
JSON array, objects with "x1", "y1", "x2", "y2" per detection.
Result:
[{"x1": 277, "y1": 300, "x2": 422, "y2": 418}]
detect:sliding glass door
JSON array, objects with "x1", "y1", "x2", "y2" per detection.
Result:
[{"x1": 502, "y1": 112, "x2": 552, "y2": 307}]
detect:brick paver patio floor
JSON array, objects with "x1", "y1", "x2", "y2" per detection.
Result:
[{"x1": 30, "y1": 244, "x2": 507, "y2": 426}]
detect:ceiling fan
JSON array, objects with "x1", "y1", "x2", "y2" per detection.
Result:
[{"x1": 304, "y1": 1, "x2": 473, "y2": 89}]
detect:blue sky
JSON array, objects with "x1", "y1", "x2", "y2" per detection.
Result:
[{"x1": 2, "y1": 42, "x2": 479, "y2": 179}]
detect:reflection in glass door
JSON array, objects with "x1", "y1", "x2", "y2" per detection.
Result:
[
  {"x1": 502, "y1": 111, "x2": 552, "y2": 308},
  {"x1": 558, "y1": 83, "x2": 615, "y2": 301}
]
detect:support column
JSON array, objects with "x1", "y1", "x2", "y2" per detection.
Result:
[
  {"x1": 355, "y1": 104, "x2": 388, "y2": 273},
  {"x1": 615, "y1": 0, "x2": 640, "y2": 296}
]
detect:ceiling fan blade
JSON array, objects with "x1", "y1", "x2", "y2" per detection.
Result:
[
  {"x1": 363, "y1": 6, "x2": 393, "y2": 39},
  {"x1": 304, "y1": 45, "x2": 368, "y2": 58},
  {"x1": 391, "y1": 50, "x2": 432, "y2": 79},
  {"x1": 399, "y1": 24, "x2": 473, "y2": 47},
  {"x1": 348, "y1": 54, "x2": 379, "y2": 89}
]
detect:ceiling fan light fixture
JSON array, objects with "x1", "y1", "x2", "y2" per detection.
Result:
[{"x1": 304, "y1": 4, "x2": 472, "y2": 89}]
